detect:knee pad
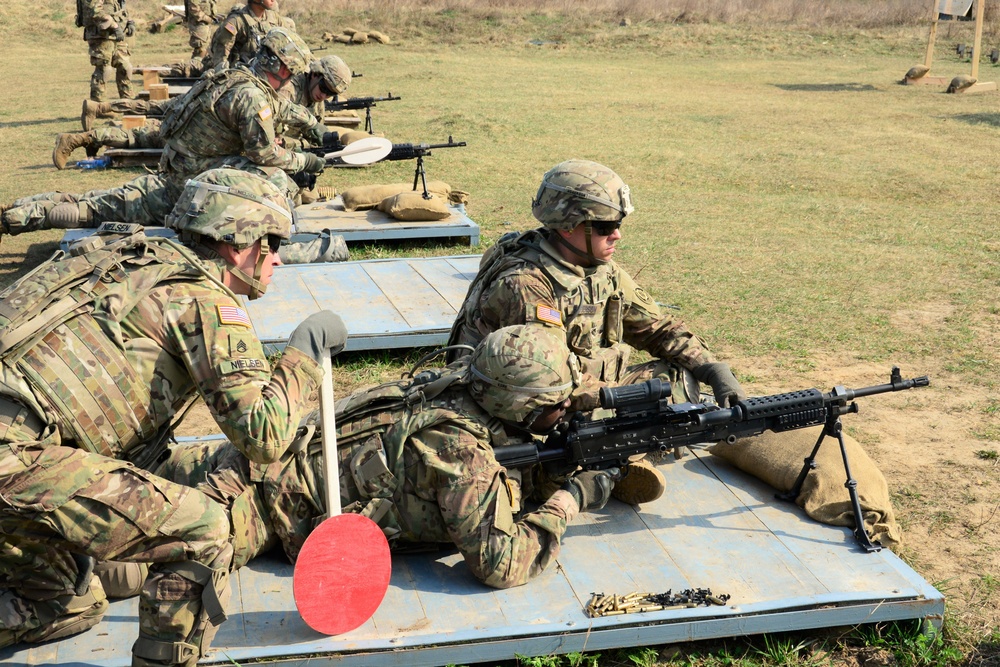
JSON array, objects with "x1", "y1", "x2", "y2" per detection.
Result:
[{"x1": 95, "y1": 561, "x2": 149, "y2": 599}]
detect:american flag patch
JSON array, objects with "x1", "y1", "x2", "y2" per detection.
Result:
[
  {"x1": 258, "y1": 105, "x2": 273, "y2": 121},
  {"x1": 224, "y1": 22, "x2": 237, "y2": 34},
  {"x1": 217, "y1": 305, "x2": 252, "y2": 328},
  {"x1": 535, "y1": 304, "x2": 563, "y2": 327}
]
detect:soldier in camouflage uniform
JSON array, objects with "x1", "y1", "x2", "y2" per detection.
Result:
[
  {"x1": 0, "y1": 168, "x2": 347, "y2": 666},
  {"x1": 447, "y1": 159, "x2": 748, "y2": 504},
  {"x1": 3, "y1": 28, "x2": 327, "y2": 233},
  {"x1": 185, "y1": 0, "x2": 219, "y2": 60},
  {"x1": 154, "y1": 324, "x2": 618, "y2": 589},
  {"x1": 77, "y1": 0, "x2": 135, "y2": 101},
  {"x1": 56, "y1": 55, "x2": 353, "y2": 171},
  {"x1": 209, "y1": 0, "x2": 296, "y2": 72}
]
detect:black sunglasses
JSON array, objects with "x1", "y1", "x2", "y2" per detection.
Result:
[
  {"x1": 267, "y1": 234, "x2": 282, "y2": 253},
  {"x1": 317, "y1": 77, "x2": 338, "y2": 98},
  {"x1": 592, "y1": 220, "x2": 622, "y2": 237}
]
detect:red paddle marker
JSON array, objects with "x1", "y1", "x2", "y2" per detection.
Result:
[{"x1": 293, "y1": 355, "x2": 392, "y2": 635}]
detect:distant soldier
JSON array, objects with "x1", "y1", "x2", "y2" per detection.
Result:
[
  {"x1": 209, "y1": 0, "x2": 296, "y2": 71},
  {"x1": 185, "y1": 0, "x2": 219, "y2": 60},
  {"x1": 156, "y1": 324, "x2": 619, "y2": 589},
  {"x1": 0, "y1": 168, "x2": 347, "y2": 666},
  {"x1": 77, "y1": 0, "x2": 135, "y2": 101},
  {"x1": 56, "y1": 55, "x2": 354, "y2": 169},
  {"x1": 447, "y1": 159, "x2": 749, "y2": 504}
]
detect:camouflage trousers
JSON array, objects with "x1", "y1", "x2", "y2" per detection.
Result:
[
  {"x1": 188, "y1": 20, "x2": 213, "y2": 59},
  {"x1": 157, "y1": 442, "x2": 278, "y2": 569},
  {"x1": 1, "y1": 157, "x2": 295, "y2": 236},
  {"x1": 88, "y1": 37, "x2": 133, "y2": 101},
  {"x1": 0, "y1": 437, "x2": 232, "y2": 665},
  {"x1": 1, "y1": 172, "x2": 178, "y2": 234},
  {"x1": 105, "y1": 97, "x2": 172, "y2": 117},
  {"x1": 94, "y1": 119, "x2": 164, "y2": 150}
]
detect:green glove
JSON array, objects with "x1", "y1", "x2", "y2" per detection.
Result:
[
  {"x1": 286, "y1": 311, "x2": 347, "y2": 365},
  {"x1": 691, "y1": 362, "x2": 746, "y2": 407},
  {"x1": 300, "y1": 152, "x2": 325, "y2": 174},
  {"x1": 562, "y1": 468, "x2": 619, "y2": 512}
]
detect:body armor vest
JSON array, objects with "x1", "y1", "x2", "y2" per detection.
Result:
[
  {"x1": 160, "y1": 67, "x2": 273, "y2": 158},
  {"x1": 449, "y1": 229, "x2": 630, "y2": 381},
  {"x1": 0, "y1": 227, "x2": 206, "y2": 462}
]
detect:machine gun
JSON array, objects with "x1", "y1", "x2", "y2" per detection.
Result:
[
  {"x1": 324, "y1": 93, "x2": 401, "y2": 133},
  {"x1": 381, "y1": 136, "x2": 468, "y2": 198},
  {"x1": 494, "y1": 367, "x2": 930, "y2": 553}
]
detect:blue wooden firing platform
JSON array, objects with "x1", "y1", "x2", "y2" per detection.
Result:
[
  {"x1": 293, "y1": 196, "x2": 480, "y2": 246},
  {"x1": 58, "y1": 199, "x2": 479, "y2": 250},
  {"x1": 242, "y1": 254, "x2": 483, "y2": 353},
  {"x1": 0, "y1": 450, "x2": 944, "y2": 666}
]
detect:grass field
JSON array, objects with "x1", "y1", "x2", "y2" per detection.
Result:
[{"x1": 0, "y1": 1, "x2": 998, "y2": 665}]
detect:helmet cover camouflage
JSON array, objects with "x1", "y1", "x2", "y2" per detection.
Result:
[
  {"x1": 166, "y1": 168, "x2": 294, "y2": 250},
  {"x1": 258, "y1": 27, "x2": 311, "y2": 76},
  {"x1": 468, "y1": 324, "x2": 580, "y2": 424},
  {"x1": 310, "y1": 55, "x2": 352, "y2": 96},
  {"x1": 531, "y1": 159, "x2": 634, "y2": 231}
]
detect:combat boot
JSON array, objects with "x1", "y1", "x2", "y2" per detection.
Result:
[
  {"x1": 46, "y1": 202, "x2": 92, "y2": 229},
  {"x1": 610, "y1": 458, "x2": 666, "y2": 505},
  {"x1": 52, "y1": 132, "x2": 98, "y2": 170},
  {"x1": 81, "y1": 99, "x2": 114, "y2": 131}
]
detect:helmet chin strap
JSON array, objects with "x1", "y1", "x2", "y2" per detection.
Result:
[{"x1": 549, "y1": 223, "x2": 607, "y2": 266}]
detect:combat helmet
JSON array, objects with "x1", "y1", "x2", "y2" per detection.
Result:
[
  {"x1": 254, "y1": 27, "x2": 311, "y2": 82},
  {"x1": 310, "y1": 55, "x2": 352, "y2": 97},
  {"x1": 166, "y1": 168, "x2": 293, "y2": 299},
  {"x1": 467, "y1": 324, "x2": 580, "y2": 427},
  {"x1": 531, "y1": 159, "x2": 633, "y2": 264}
]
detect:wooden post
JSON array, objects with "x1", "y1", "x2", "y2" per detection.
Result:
[
  {"x1": 954, "y1": 0, "x2": 998, "y2": 93},
  {"x1": 142, "y1": 69, "x2": 161, "y2": 89},
  {"x1": 148, "y1": 83, "x2": 169, "y2": 101},
  {"x1": 904, "y1": 0, "x2": 951, "y2": 85},
  {"x1": 121, "y1": 115, "x2": 146, "y2": 131}
]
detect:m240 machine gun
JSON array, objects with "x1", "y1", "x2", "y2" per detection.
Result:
[
  {"x1": 381, "y1": 137, "x2": 467, "y2": 198},
  {"x1": 324, "y1": 93, "x2": 401, "y2": 133},
  {"x1": 494, "y1": 367, "x2": 929, "y2": 552}
]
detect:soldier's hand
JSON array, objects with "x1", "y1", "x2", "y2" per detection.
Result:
[
  {"x1": 562, "y1": 468, "x2": 619, "y2": 512},
  {"x1": 300, "y1": 152, "x2": 325, "y2": 175},
  {"x1": 124, "y1": 20, "x2": 136, "y2": 36},
  {"x1": 286, "y1": 310, "x2": 347, "y2": 366},
  {"x1": 691, "y1": 362, "x2": 746, "y2": 407},
  {"x1": 114, "y1": 27, "x2": 126, "y2": 41}
]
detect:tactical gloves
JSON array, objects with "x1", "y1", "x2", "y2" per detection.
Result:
[
  {"x1": 124, "y1": 20, "x2": 136, "y2": 37},
  {"x1": 286, "y1": 310, "x2": 347, "y2": 365},
  {"x1": 691, "y1": 362, "x2": 746, "y2": 407},
  {"x1": 562, "y1": 468, "x2": 620, "y2": 512},
  {"x1": 301, "y1": 152, "x2": 325, "y2": 175},
  {"x1": 114, "y1": 27, "x2": 126, "y2": 41}
]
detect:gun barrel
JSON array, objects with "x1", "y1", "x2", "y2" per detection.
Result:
[{"x1": 848, "y1": 375, "x2": 930, "y2": 399}]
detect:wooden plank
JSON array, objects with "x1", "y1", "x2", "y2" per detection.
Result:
[{"x1": 360, "y1": 261, "x2": 458, "y2": 330}]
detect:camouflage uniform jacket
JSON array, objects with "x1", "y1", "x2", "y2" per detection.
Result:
[
  {"x1": 448, "y1": 229, "x2": 716, "y2": 394},
  {"x1": 273, "y1": 73, "x2": 324, "y2": 148},
  {"x1": 78, "y1": 0, "x2": 128, "y2": 39},
  {"x1": 0, "y1": 228, "x2": 321, "y2": 468},
  {"x1": 253, "y1": 368, "x2": 579, "y2": 589},
  {"x1": 158, "y1": 65, "x2": 319, "y2": 186},
  {"x1": 209, "y1": 5, "x2": 292, "y2": 69}
]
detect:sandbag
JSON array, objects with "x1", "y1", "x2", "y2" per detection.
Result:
[
  {"x1": 341, "y1": 181, "x2": 451, "y2": 211},
  {"x1": 342, "y1": 27, "x2": 359, "y2": 36},
  {"x1": 377, "y1": 191, "x2": 451, "y2": 221},
  {"x1": 337, "y1": 130, "x2": 370, "y2": 145},
  {"x1": 333, "y1": 34, "x2": 352, "y2": 44},
  {"x1": 368, "y1": 30, "x2": 390, "y2": 44},
  {"x1": 708, "y1": 428, "x2": 902, "y2": 548},
  {"x1": 351, "y1": 32, "x2": 369, "y2": 44}
]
